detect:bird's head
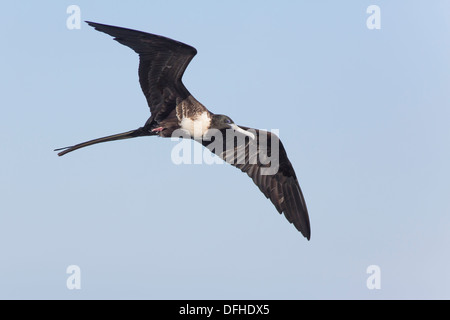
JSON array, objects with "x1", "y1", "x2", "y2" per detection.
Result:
[{"x1": 210, "y1": 114, "x2": 255, "y2": 139}]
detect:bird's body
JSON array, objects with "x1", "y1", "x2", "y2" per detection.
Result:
[
  {"x1": 56, "y1": 21, "x2": 311, "y2": 240},
  {"x1": 176, "y1": 97, "x2": 212, "y2": 139}
]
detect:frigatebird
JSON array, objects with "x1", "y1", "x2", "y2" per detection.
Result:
[{"x1": 55, "y1": 21, "x2": 311, "y2": 240}]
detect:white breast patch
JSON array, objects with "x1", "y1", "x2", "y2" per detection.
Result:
[{"x1": 180, "y1": 112, "x2": 211, "y2": 139}]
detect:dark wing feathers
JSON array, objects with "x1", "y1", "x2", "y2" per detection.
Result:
[
  {"x1": 86, "y1": 21, "x2": 197, "y2": 121},
  {"x1": 202, "y1": 128, "x2": 311, "y2": 240},
  {"x1": 86, "y1": 21, "x2": 311, "y2": 238}
]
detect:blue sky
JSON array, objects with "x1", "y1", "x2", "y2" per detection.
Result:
[{"x1": 1, "y1": 1, "x2": 450, "y2": 299}]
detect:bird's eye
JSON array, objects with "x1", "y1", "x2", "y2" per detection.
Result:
[{"x1": 225, "y1": 118, "x2": 231, "y2": 124}]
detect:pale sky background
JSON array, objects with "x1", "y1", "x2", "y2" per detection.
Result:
[{"x1": 1, "y1": 1, "x2": 450, "y2": 299}]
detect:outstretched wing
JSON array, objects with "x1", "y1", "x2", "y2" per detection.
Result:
[
  {"x1": 202, "y1": 127, "x2": 311, "y2": 239},
  {"x1": 86, "y1": 21, "x2": 197, "y2": 123}
]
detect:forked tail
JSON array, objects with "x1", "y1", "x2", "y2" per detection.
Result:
[{"x1": 54, "y1": 127, "x2": 151, "y2": 156}]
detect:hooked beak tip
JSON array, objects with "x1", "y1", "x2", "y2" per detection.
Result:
[{"x1": 231, "y1": 124, "x2": 256, "y2": 140}]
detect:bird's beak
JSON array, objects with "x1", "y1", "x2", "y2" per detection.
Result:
[{"x1": 230, "y1": 124, "x2": 255, "y2": 140}]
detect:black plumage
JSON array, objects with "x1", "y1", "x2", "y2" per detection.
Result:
[
  {"x1": 202, "y1": 127, "x2": 310, "y2": 238},
  {"x1": 55, "y1": 21, "x2": 311, "y2": 240}
]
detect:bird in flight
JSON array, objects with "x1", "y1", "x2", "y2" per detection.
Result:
[{"x1": 55, "y1": 21, "x2": 311, "y2": 240}]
